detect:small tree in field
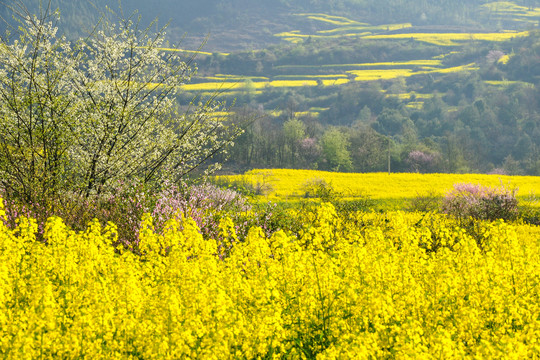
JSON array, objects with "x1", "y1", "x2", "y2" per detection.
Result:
[{"x1": 0, "y1": 2, "x2": 240, "y2": 213}]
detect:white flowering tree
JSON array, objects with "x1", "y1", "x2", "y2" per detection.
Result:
[{"x1": 0, "y1": 2, "x2": 240, "y2": 209}]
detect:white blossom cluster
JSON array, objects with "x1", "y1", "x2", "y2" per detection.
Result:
[{"x1": 0, "y1": 10, "x2": 239, "y2": 204}]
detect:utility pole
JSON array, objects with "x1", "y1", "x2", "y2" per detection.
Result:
[{"x1": 388, "y1": 136, "x2": 391, "y2": 175}]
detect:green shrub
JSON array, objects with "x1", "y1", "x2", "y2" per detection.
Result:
[
  {"x1": 407, "y1": 191, "x2": 442, "y2": 213},
  {"x1": 301, "y1": 178, "x2": 336, "y2": 201}
]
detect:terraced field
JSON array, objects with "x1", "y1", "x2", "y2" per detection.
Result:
[
  {"x1": 274, "y1": 13, "x2": 413, "y2": 42},
  {"x1": 169, "y1": 1, "x2": 537, "y2": 114},
  {"x1": 481, "y1": 1, "x2": 540, "y2": 26},
  {"x1": 183, "y1": 59, "x2": 480, "y2": 90}
]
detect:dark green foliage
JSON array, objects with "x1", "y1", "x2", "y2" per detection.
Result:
[
  {"x1": 300, "y1": 178, "x2": 374, "y2": 217},
  {"x1": 224, "y1": 30, "x2": 540, "y2": 175},
  {"x1": 301, "y1": 178, "x2": 343, "y2": 202}
]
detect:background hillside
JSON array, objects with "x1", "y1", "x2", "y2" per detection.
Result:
[
  {"x1": 2, "y1": 0, "x2": 539, "y2": 51},
  {"x1": 2, "y1": 0, "x2": 540, "y2": 175}
]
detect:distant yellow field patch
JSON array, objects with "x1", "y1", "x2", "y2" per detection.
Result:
[
  {"x1": 269, "y1": 80, "x2": 318, "y2": 87},
  {"x1": 182, "y1": 81, "x2": 271, "y2": 92},
  {"x1": 276, "y1": 61, "x2": 441, "y2": 71},
  {"x1": 281, "y1": 37, "x2": 304, "y2": 43},
  {"x1": 158, "y1": 48, "x2": 213, "y2": 56},
  {"x1": 305, "y1": 16, "x2": 360, "y2": 26},
  {"x1": 317, "y1": 23, "x2": 412, "y2": 35},
  {"x1": 272, "y1": 108, "x2": 327, "y2": 119},
  {"x1": 181, "y1": 82, "x2": 244, "y2": 91},
  {"x1": 364, "y1": 63, "x2": 477, "y2": 82},
  {"x1": 275, "y1": 25, "x2": 411, "y2": 42},
  {"x1": 183, "y1": 61, "x2": 476, "y2": 92},
  {"x1": 151, "y1": 47, "x2": 230, "y2": 56},
  {"x1": 485, "y1": 80, "x2": 535, "y2": 88},
  {"x1": 294, "y1": 111, "x2": 320, "y2": 118},
  {"x1": 275, "y1": 74, "x2": 349, "y2": 79},
  {"x1": 406, "y1": 101, "x2": 424, "y2": 109},
  {"x1": 433, "y1": 51, "x2": 461, "y2": 59},
  {"x1": 322, "y1": 78, "x2": 350, "y2": 86},
  {"x1": 356, "y1": 59, "x2": 442, "y2": 67},
  {"x1": 211, "y1": 111, "x2": 230, "y2": 117},
  {"x1": 363, "y1": 32, "x2": 529, "y2": 46},
  {"x1": 188, "y1": 91, "x2": 259, "y2": 97},
  {"x1": 294, "y1": 13, "x2": 365, "y2": 26},
  {"x1": 182, "y1": 78, "x2": 349, "y2": 92},
  {"x1": 387, "y1": 93, "x2": 433, "y2": 100},
  {"x1": 204, "y1": 74, "x2": 269, "y2": 81},
  {"x1": 424, "y1": 63, "x2": 479, "y2": 74},
  {"x1": 274, "y1": 30, "x2": 308, "y2": 38},
  {"x1": 274, "y1": 31, "x2": 366, "y2": 40},
  {"x1": 347, "y1": 68, "x2": 415, "y2": 81}
]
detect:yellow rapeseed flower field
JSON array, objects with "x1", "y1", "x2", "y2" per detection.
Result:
[
  {"x1": 2, "y1": 195, "x2": 540, "y2": 358},
  {"x1": 347, "y1": 69, "x2": 415, "y2": 81},
  {"x1": 223, "y1": 169, "x2": 540, "y2": 201}
]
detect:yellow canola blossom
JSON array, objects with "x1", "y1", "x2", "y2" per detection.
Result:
[
  {"x1": 223, "y1": 169, "x2": 540, "y2": 201},
  {"x1": 2, "y1": 195, "x2": 540, "y2": 358}
]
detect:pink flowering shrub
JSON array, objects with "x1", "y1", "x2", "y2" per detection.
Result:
[
  {"x1": 0, "y1": 180, "x2": 252, "y2": 250},
  {"x1": 442, "y1": 183, "x2": 518, "y2": 221},
  {"x1": 1, "y1": 179, "x2": 152, "y2": 245},
  {"x1": 151, "y1": 182, "x2": 251, "y2": 240}
]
